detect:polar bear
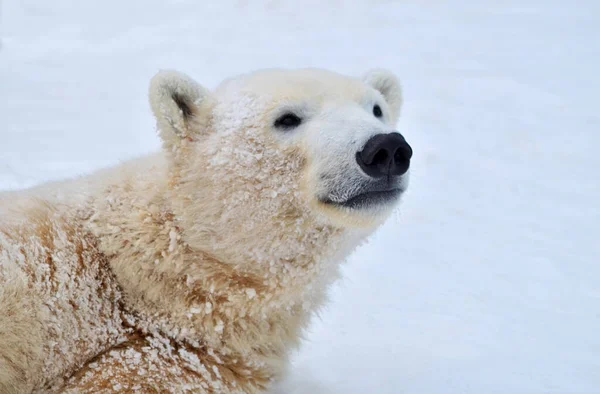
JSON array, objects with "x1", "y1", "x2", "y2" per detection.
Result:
[{"x1": 0, "y1": 67, "x2": 412, "y2": 393}]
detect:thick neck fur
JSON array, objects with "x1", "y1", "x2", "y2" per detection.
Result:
[{"x1": 82, "y1": 148, "x2": 368, "y2": 377}]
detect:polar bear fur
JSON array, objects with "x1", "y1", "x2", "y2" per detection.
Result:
[{"x1": 0, "y1": 68, "x2": 409, "y2": 393}]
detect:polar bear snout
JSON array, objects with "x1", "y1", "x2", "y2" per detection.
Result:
[{"x1": 356, "y1": 132, "x2": 412, "y2": 178}]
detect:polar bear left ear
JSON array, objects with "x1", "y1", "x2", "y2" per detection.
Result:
[
  {"x1": 363, "y1": 69, "x2": 403, "y2": 125},
  {"x1": 149, "y1": 70, "x2": 212, "y2": 148}
]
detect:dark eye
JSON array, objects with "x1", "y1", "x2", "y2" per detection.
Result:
[
  {"x1": 373, "y1": 104, "x2": 383, "y2": 118},
  {"x1": 274, "y1": 113, "x2": 302, "y2": 129}
]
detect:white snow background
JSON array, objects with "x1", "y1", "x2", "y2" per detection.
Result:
[{"x1": 1, "y1": 1, "x2": 599, "y2": 393}]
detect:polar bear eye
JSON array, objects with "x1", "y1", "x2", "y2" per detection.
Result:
[
  {"x1": 373, "y1": 104, "x2": 383, "y2": 118},
  {"x1": 274, "y1": 113, "x2": 302, "y2": 130}
]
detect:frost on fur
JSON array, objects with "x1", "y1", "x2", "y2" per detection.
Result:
[{"x1": 0, "y1": 67, "x2": 410, "y2": 393}]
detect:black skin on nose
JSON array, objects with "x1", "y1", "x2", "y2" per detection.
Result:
[{"x1": 356, "y1": 132, "x2": 413, "y2": 178}]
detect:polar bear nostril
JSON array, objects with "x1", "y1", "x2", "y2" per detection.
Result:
[
  {"x1": 357, "y1": 132, "x2": 412, "y2": 178},
  {"x1": 392, "y1": 148, "x2": 410, "y2": 176},
  {"x1": 372, "y1": 150, "x2": 391, "y2": 173}
]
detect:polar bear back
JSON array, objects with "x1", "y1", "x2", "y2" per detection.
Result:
[{"x1": 0, "y1": 203, "x2": 129, "y2": 393}]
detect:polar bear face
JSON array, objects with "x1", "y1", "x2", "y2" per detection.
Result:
[{"x1": 150, "y1": 69, "x2": 411, "y2": 245}]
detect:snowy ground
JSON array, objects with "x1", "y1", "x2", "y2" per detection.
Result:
[{"x1": 1, "y1": 1, "x2": 599, "y2": 393}]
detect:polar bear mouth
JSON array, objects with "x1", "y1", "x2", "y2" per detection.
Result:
[{"x1": 322, "y1": 188, "x2": 403, "y2": 209}]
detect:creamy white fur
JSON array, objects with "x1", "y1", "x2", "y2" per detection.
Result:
[{"x1": 0, "y1": 68, "x2": 406, "y2": 393}]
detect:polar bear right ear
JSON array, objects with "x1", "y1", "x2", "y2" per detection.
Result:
[
  {"x1": 149, "y1": 70, "x2": 212, "y2": 148},
  {"x1": 363, "y1": 69, "x2": 403, "y2": 125}
]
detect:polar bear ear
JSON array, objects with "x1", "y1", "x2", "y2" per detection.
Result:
[
  {"x1": 149, "y1": 70, "x2": 212, "y2": 148},
  {"x1": 363, "y1": 69, "x2": 403, "y2": 125}
]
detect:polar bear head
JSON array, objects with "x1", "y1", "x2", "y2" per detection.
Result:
[{"x1": 149, "y1": 68, "x2": 411, "y2": 264}]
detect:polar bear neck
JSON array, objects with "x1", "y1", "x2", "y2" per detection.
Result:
[{"x1": 83, "y1": 150, "x2": 368, "y2": 371}]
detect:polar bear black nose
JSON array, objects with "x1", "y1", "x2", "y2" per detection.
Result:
[{"x1": 356, "y1": 132, "x2": 413, "y2": 178}]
